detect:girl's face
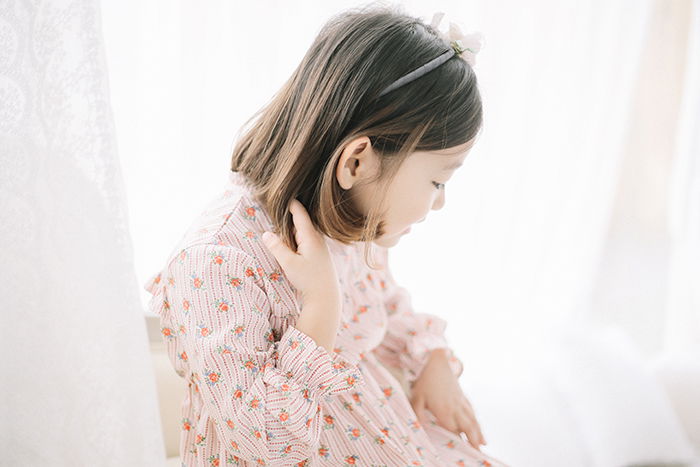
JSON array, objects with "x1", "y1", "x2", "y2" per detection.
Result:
[{"x1": 336, "y1": 137, "x2": 474, "y2": 248}]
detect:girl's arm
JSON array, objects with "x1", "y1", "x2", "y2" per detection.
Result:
[
  {"x1": 153, "y1": 243, "x2": 364, "y2": 465},
  {"x1": 372, "y1": 246, "x2": 463, "y2": 387}
]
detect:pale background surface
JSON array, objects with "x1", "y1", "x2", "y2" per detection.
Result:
[{"x1": 1, "y1": 0, "x2": 698, "y2": 465}]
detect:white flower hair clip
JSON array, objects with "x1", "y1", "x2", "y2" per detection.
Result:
[{"x1": 430, "y1": 11, "x2": 485, "y2": 68}]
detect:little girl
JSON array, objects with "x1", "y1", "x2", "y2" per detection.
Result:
[{"x1": 145, "y1": 5, "x2": 509, "y2": 466}]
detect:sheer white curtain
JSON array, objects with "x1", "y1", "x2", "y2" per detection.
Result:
[
  {"x1": 0, "y1": 1, "x2": 164, "y2": 465},
  {"x1": 651, "y1": 0, "x2": 700, "y2": 454}
]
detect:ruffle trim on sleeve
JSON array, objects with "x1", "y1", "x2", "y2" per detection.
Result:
[
  {"x1": 144, "y1": 270, "x2": 170, "y2": 317},
  {"x1": 267, "y1": 324, "x2": 365, "y2": 401},
  {"x1": 399, "y1": 312, "x2": 463, "y2": 383}
]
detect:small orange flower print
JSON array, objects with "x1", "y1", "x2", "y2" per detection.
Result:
[
  {"x1": 379, "y1": 279, "x2": 386, "y2": 290},
  {"x1": 344, "y1": 454, "x2": 359, "y2": 464},
  {"x1": 242, "y1": 359, "x2": 259, "y2": 374},
  {"x1": 208, "y1": 454, "x2": 220, "y2": 466},
  {"x1": 252, "y1": 428, "x2": 263, "y2": 439},
  {"x1": 380, "y1": 427, "x2": 390, "y2": 437},
  {"x1": 217, "y1": 345, "x2": 233, "y2": 355},
  {"x1": 383, "y1": 386, "x2": 394, "y2": 398},
  {"x1": 344, "y1": 375, "x2": 358, "y2": 387},
  {"x1": 179, "y1": 249, "x2": 188, "y2": 262},
  {"x1": 301, "y1": 388, "x2": 311, "y2": 401},
  {"x1": 278, "y1": 410, "x2": 289, "y2": 422},
  {"x1": 204, "y1": 370, "x2": 221, "y2": 386},
  {"x1": 231, "y1": 325, "x2": 245, "y2": 338},
  {"x1": 290, "y1": 339, "x2": 300, "y2": 349},
  {"x1": 269, "y1": 271, "x2": 283, "y2": 282},
  {"x1": 332, "y1": 360, "x2": 348, "y2": 371},
  {"x1": 167, "y1": 276, "x2": 175, "y2": 286},
  {"x1": 226, "y1": 419, "x2": 236, "y2": 430},
  {"x1": 197, "y1": 324, "x2": 211, "y2": 337},
  {"x1": 195, "y1": 433, "x2": 206, "y2": 446},
  {"x1": 230, "y1": 440, "x2": 239, "y2": 450},
  {"x1": 248, "y1": 396, "x2": 261, "y2": 409},
  {"x1": 280, "y1": 383, "x2": 290, "y2": 392},
  {"x1": 161, "y1": 327, "x2": 173, "y2": 338},
  {"x1": 192, "y1": 275, "x2": 204, "y2": 289},
  {"x1": 182, "y1": 299, "x2": 190, "y2": 311},
  {"x1": 244, "y1": 206, "x2": 257, "y2": 219},
  {"x1": 254, "y1": 457, "x2": 266, "y2": 465},
  {"x1": 216, "y1": 299, "x2": 230, "y2": 313},
  {"x1": 181, "y1": 418, "x2": 191, "y2": 431},
  {"x1": 318, "y1": 445, "x2": 329, "y2": 457},
  {"x1": 282, "y1": 444, "x2": 292, "y2": 454},
  {"x1": 163, "y1": 299, "x2": 171, "y2": 311},
  {"x1": 256, "y1": 266, "x2": 264, "y2": 277},
  {"x1": 232, "y1": 387, "x2": 244, "y2": 399},
  {"x1": 446, "y1": 439, "x2": 456, "y2": 449},
  {"x1": 410, "y1": 419, "x2": 421, "y2": 430},
  {"x1": 479, "y1": 461, "x2": 492, "y2": 467},
  {"x1": 244, "y1": 231, "x2": 256, "y2": 239},
  {"x1": 351, "y1": 392, "x2": 361, "y2": 404},
  {"x1": 178, "y1": 351, "x2": 188, "y2": 361},
  {"x1": 457, "y1": 461, "x2": 466, "y2": 467},
  {"x1": 227, "y1": 276, "x2": 242, "y2": 289},
  {"x1": 323, "y1": 414, "x2": 335, "y2": 427},
  {"x1": 348, "y1": 427, "x2": 362, "y2": 440},
  {"x1": 244, "y1": 267, "x2": 256, "y2": 278},
  {"x1": 374, "y1": 435, "x2": 385, "y2": 445}
]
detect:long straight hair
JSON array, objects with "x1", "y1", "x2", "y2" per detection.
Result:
[{"x1": 230, "y1": 2, "x2": 483, "y2": 269}]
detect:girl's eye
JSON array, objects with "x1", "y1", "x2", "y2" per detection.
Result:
[{"x1": 432, "y1": 181, "x2": 445, "y2": 190}]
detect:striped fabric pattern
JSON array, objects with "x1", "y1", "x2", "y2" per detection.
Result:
[{"x1": 144, "y1": 170, "x2": 509, "y2": 466}]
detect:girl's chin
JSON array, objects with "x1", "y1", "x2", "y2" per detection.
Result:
[{"x1": 373, "y1": 228, "x2": 410, "y2": 247}]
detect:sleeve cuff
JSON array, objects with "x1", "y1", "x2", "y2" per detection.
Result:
[
  {"x1": 400, "y1": 314, "x2": 463, "y2": 383},
  {"x1": 271, "y1": 324, "x2": 365, "y2": 400}
]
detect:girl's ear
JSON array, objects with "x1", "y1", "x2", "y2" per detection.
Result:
[{"x1": 336, "y1": 136, "x2": 379, "y2": 190}]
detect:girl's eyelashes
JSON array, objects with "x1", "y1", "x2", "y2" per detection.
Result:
[{"x1": 432, "y1": 181, "x2": 445, "y2": 190}]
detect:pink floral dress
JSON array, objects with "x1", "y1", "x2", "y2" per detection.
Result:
[{"x1": 144, "y1": 170, "x2": 509, "y2": 466}]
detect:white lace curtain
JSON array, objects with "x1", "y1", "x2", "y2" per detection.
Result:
[{"x1": 0, "y1": 1, "x2": 164, "y2": 465}]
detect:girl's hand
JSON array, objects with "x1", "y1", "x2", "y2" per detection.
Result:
[
  {"x1": 409, "y1": 349, "x2": 486, "y2": 451},
  {"x1": 261, "y1": 198, "x2": 341, "y2": 304}
]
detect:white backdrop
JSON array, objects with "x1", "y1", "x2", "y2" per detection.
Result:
[{"x1": 1, "y1": 0, "x2": 697, "y2": 465}]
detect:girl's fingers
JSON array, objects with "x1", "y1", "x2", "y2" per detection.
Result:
[
  {"x1": 460, "y1": 398, "x2": 485, "y2": 444},
  {"x1": 456, "y1": 412, "x2": 481, "y2": 451},
  {"x1": 288, "y1": 198, "x2": 317, "y2": 239}
]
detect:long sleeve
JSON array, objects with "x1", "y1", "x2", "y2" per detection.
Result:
[
  {"x1": 148, "y1": 243, "x2": 364, "y2": 465},
  {"x1": 372, "y1": 246, "x2": 464, "y2": 387}
]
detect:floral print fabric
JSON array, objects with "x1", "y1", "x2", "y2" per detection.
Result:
[{"x1": 144, "y1": 170, "x2": 509, "y2": 466}]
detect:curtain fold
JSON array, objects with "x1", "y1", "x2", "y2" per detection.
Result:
[
  {"x1": 665, "y1": 0, "x2": 700, "y2": 356},
  {"x1": 0, "y1": 1, "x2": 165, "y2": 465}
]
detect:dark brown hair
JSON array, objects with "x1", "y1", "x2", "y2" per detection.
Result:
[{"x1": 230, "y1": 2, "x2": 483, "y2": 269}]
